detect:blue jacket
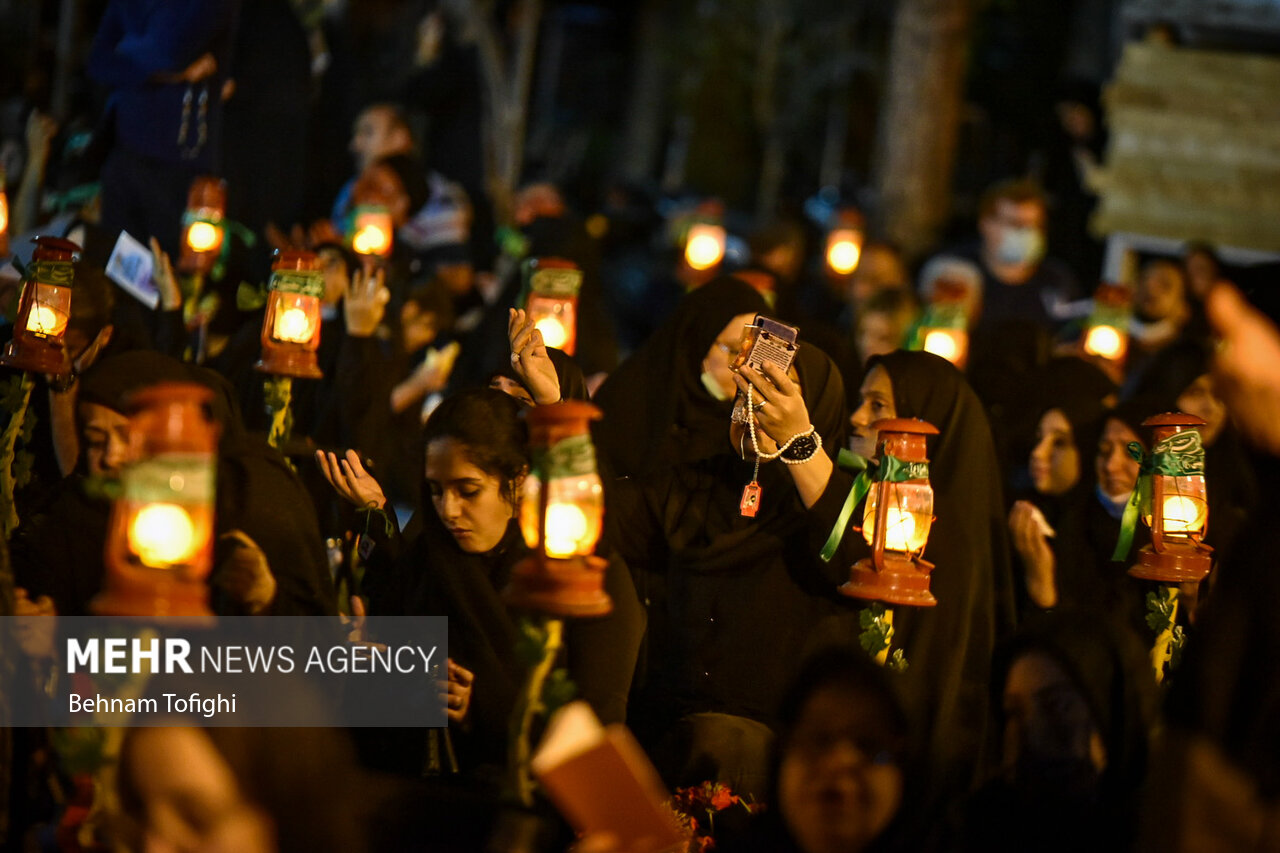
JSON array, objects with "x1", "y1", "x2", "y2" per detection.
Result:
[{"x1": 88, "y1": 0, "x2": 238, "y2": 167}]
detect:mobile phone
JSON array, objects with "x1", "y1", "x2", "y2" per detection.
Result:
[{"x1": 730, "y1": 314, "x2": 800, "y2": 424}]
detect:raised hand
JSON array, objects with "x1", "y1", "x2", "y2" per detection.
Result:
[
  {"x1": 149, "y1": 236, "x2": 182, "y2": 311},
  {"x1": 508, "y1": 308, "x2": 561, "y2": 405},
  {"x1": 344, "y1": 266, "x2": 388, "y2": 337},
  {"x1": 316, "y1": 449, "x2": 387, "y2": 510}
]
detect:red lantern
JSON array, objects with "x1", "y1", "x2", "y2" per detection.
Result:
[
  {"x1": 255, "y1": 249, "x2": 324, "y2": 379},
  {"x1": 350, "y1": 204, "x2": 394, "y2": 260},
  {"x1": 0, "y1": 167, "x2": 9, "y2": 258},
  {"x1": 1082, "y1": 283, "x2": 1131, "y2": 366},
  {"x1": 1, "y1": 236, "x2": 79, "y2": 375},
  {"x1": 839, "y1": 418, "x2": 940, "y2": 607},
  {"x1": 914, "y1": 278, "x2": 970, "y2": 369},
  {"x1": 1128, "y1": 413, "x2": 1213, "y2": 583},
  {"x1": 825, "y1": 209, "x2": 865, "y2": 276},
  {"x1": 522, "y1": 257, "x2": 582, "y2": 355},
  {"x1": 179, "y1": 177, "x2": 227, "y2": 275},
  {"x1": 94, "y1": 382, "x2": 220, "y2": 625},
  {"x1": 506, "y1": 402, "x2": 611, "y2": 617}
]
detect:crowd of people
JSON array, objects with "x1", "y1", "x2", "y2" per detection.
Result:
[{"x1": 2, "y1": 2, "x2": 1280, "y2": 852}]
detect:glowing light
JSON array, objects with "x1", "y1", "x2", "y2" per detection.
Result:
[
  {"x1": 352, "y1": 224, "x2": 391, "y2": 256},
  {"x1": 0, "y1": 192, "x2": 8, "y2": 234},
  {"x1": 1162, "y1": 495, "x2": 1207, "y2": 534},
  {"x1": 535, "y1": 316, "x2": 568, "y2": 350},
  {"x1": 129, "y1": 503, "x2": 197, "y2": 568},
  {"x1": 923, "y1": 330, "x2": 961, "y2": 364},
  {"x1": 863, "y1": 487, "x2": 933, "y2": 553},
  {"x1": 185, "y1": 221, "x2": 221, "y2": 253},
  {"x1": 274, "y1": 307, "x2": 314, "y2": 343},
  {"x1": 684, "y1": 224, "x2": 725, "y2": 271},
  {"x1": 26, "y1": 304, "x2": 66, "y2": 336},
  {"x1": 827, "y1": 233, "x2": 861, "y2": 275},
  {"x1": 1084, "y1": 324, "x2": 1124, "y2": 360},
  {"x1": 544, "y1": 502, "x2": 589, "y2": 558}
]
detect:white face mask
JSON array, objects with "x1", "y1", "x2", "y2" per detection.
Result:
[
  {"x1": 700, "y1": 369, "x2": 733, "y2": 401},
  {"x1": 995, "y1": 226, "x2": 1046, "y2": 267}
]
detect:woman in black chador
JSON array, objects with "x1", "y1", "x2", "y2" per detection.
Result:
[
  {"x1": 319, "y1": 389, "x2": 642, "y2": 779},
  {"x1": 606, "y1": 287, "x2": 848, "y2": 799},
  {"x1": 766, "y1": 350, "x2": 1016, "y2": 805}
]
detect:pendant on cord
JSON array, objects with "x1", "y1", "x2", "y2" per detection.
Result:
[{"x1": 740, "y1": 481, "x2": 762, "y2": 517}]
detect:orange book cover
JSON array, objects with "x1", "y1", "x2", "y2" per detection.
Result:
[{"x1": 532, "y1": 702, "x2": 689, "y2": 853}]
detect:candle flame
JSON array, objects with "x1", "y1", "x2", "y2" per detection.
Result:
[{"x1": 129, "y1": 503, "x2": 197, "y2": 568}]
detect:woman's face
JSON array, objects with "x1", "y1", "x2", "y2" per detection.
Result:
[
  {"x1": 701, "y1": 313, "x2": 757, "y2": 400},
  {"x1": 425, "y1": 437, "x2": 517, "y2": 553},
  {"x1": 848, "y1": 366, "x2": 895, "y2": 459},
  {"x1": 123, "y1": 727, "x2": 275, "y2": 853},
  {"x1": 855, "y1": 313, "x2": 902, "y2": 365},
  {"x1": 1002, "y1": 651, "x2": 1106, "y2": 783},
  {"x1": 778, "y1": 685, "x2": 904, "y2": 853},
  {"x1": 1136, "y1": 263, "x2": 1188, "y2": 323},
  {"x1": 1030, "y1": 409, "x2": 1080, "y2": 496},
  {"x1": 1096, "y1": 418, "x2": 1142, "y2": 499},
  {"x1": 1176, "y1": 373, "x2": 1226, "y2": 446}
]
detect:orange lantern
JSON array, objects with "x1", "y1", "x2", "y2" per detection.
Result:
[
  {"x1": 94, "y1": 382, "x2": 220, "y2": 625},
  {"x1": 913, "y1": 278, "x2": 970, "y2": 369},
  {"x1": 0, "y1": 167, "x2": 9, "y2": 258},
  {"x1": 1082, "y1": 283, "x2": 1131, "y2": 367},
  {"x1": 1127, "y1": 413, "x2": 1213, "y2": 583},
  {"x1": 839, "y1": 419, "x2": 940, "y2": 607},
  {"x1": 522, "y1": 257, "x2": 582, "y2": 355},
  {"x1": 350, "y1": 204, "x2": 394, "y2": 260},
  {"x1": 506, "y1": 402, "x2": 611, "y2": 616},
  {"x1": 179, "y1": 176, "x2": 227, "y2": 275},
  {"x1": 1, "y1": 236, "x2": 78, "y2": 375},
  {"x1": 255, "y1": 249, "x2": 324, "y2": 379},
  {"x1": 825, "y1": 209, "x2": 865, "y2": 276}
]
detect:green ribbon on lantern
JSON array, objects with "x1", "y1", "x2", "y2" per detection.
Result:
[
  {"x1": 1111, "y1": 432, "x2": 1205, "y2": 561},
  {"x1": 819, "y1": 452, "x2": 931, "y2": 563}
]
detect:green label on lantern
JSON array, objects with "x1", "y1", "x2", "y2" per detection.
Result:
[
  {"x1": 1151, "y1": 430, "x2": 1205, "y2": 477},
  {"x1": 269, "y1": 270, "x2": 324, "y2": 299},
  {"x1": 530, "y1": 267, "x2": 583, "y2": 298},
  {"x1": 122, "y1": 454, "x2": 215, "y2": 504},
  {"x1": 534, "y1": 434, "x2": 597, "y2": 480},
  {"x1": 30, "y1": 261, "x2": 75, "y2": 287}
]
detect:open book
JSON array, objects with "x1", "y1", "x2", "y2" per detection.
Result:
[{"x1": 532, "y1": 702, "x2": 688, "y2": 853}]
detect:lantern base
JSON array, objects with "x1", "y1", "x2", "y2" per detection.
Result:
[
  {"x1": 255, "y1": 350, "x2": 323, "y2": 380},
  {"x1": 1128, "y1": 544, "x2": 1212, "y2": 584},
  {"x1": 502, "y1": 554, "x2": 613, "y2": 617},
  {"x1": 838, "y1": 556, "x2": 937, "y2": 607},
  {"x1": 90, "y1": 570, "x2": 216, "y2": 627},
  {"x1": 0, "y1": 337, "x2": 70, "y2": 375}
]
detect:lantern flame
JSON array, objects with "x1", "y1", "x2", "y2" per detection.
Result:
[
  {"x1": 0, "y1": 191, "x2": 8, "y2": 234},
  {"x1": 26, "y1": 304, "x2": 66, "y2": 336},
  {"x1": 534, "y1": 316, "x2": 568, "y2": 350},
  {"x1": 129, "y1": 503, "x2": 197, "y2": 568},
  {"x1": 1084, "y1": 324, "x2": 1124, "y2": 360},
  {"x1": 1162, "y1": 494, "x2": 1207, "y2": 535},
  {"x1": 685, "y1": 225, "x2": 726, "y2": 271},
  {"x1": 186, "y1": 221, "x2": 221, "y2": 253},
  {"x1": 923, "y1": 330, "x2": 961, "y2": 364},
  {"x1": 827, "y1": 233, "x2": 861, "y2": 275},
  {"x1": 353, "y1": 224, "x2": 391, "y2": 256},
  {"x1": 544, "y1": 502, "x2": 589, "y2": 558},
  {"x1": 274, "y1": 307, "x2": 314, "y2": 344}
]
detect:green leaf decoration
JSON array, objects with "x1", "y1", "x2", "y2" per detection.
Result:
[
  {"x1": 857, "y1": 603, "x2": 892, "y2": 655},
  {"x1": 541, "y1": 668, "x2": 577, "y2": 716},
  {"x1": 514, "y1": 619, "x2": 549, "y2": 667},
  {"x1": 1145, "y1": 590, "x2": 1175, "y2": 632},
  {"x1": 12, "y1": 452, "x2": 33, "y2": 489},
  {"x1": 888, "y1": 649, "x2": 908, "y2": 672}
]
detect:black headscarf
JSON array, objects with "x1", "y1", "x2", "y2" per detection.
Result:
[
  {"x1": 859, "y1": 350, "x2": 1017, "y2": 795},
  {"x1": 1023, "y1": 358, "x2": 1116, "y2": 508},
  {"x1": 76, "y1": 351, "x2": 336, "y2": 616},
  {"x1": 594, "y1": 277, "x2": 770, "y2": 479},
  {"x1": 969, "y1": 610, "x2": 1157, "y2": 852}
]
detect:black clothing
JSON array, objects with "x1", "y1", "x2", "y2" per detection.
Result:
[
  {"x1": 808, "y1": 351, "x2": 1017, "y2": 799},
  {"x1": 612, "y1": 341, "x2": 848, "y2": 793},
  {"x1": 594, "y1": 277, "x2": 770, "y2": 480},
  {"x1": 362, "y1": 513, "x2": 643, "y2": 777}
]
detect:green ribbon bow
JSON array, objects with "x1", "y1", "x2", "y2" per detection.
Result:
[
  {"x1": 1111, "y1": 432, "x2": 1206, "y2": 561},
  {"x1": 819, "y1": 452, "x2": 930, "y2": 562}
]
